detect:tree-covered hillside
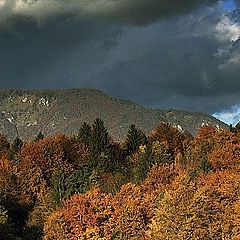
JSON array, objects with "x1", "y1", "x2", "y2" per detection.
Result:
[
  {"x1": 0, "y1": 119, "x2": 239, "y2": 239},
  {"x1": 0, "y1": 89, "x2": 227, "y2": 142}
]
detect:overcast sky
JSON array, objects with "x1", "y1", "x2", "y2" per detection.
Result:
[{"x1": 0, "y1": 0, "x2": 240, "y2": 125}]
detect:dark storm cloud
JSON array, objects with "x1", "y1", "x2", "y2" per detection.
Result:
[
  {"x1": 0, "y1": 0, "x2": 218, "y2": 27},
  {"x1": 0, "y1": 0, "x2": 220, "y2": 88},
  {"x1": 90, "y1": 7, "x2": 240, "y2": 114},
  {"x1": 0, "y1": 0, "x2": 240, "y2": 119}
]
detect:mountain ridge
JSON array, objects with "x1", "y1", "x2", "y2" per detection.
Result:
[{"x1": 0, "y1": 88, "x2": 228, "y2": 141}]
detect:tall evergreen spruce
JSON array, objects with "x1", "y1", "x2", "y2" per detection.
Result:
[
  {"x1": 90, "y1": 118, "x2": 111, "y2": 156},
  {"x1": 89, "y1": 118, "x2": 112, "y2": 170},
  {"x1": 134, "y1": 144, "x2": 153, "y2": 183},
  {"x1": 78, "y1": 122, "x2": 92, "y2": 146},
  {"x1": 126, "y1": 124, "x2": 147, "y2": 155}
]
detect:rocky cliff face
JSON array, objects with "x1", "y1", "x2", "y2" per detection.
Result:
[{"x1": 0, "y1": 88, "x2": 228, "y2": 141}]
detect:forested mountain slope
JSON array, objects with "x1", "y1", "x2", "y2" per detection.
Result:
[{"x1": 0, "y1": 88, "x2": 227, "y2": 141}]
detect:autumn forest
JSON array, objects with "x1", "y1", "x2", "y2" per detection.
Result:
[{"x1": 1, "y1": 118, "x2": 240, "y2": 239}]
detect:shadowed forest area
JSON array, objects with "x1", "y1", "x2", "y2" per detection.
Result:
[{"x1": 1, "y1": 118, "x2": 240, "y2": 239}]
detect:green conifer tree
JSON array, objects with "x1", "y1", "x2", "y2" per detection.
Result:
[
  {"x1": 90, "y1": 118, "x2": 111, "y2": 156},
  {"x1": 77, "y1": 122, "x2": 92, "y2": 146},
  {"x1": 125, "y1": 124, "x2": 147, "y2": 155}
]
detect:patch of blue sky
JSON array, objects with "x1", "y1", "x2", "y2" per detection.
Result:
[
  {"x1": 219, "y1": 0, "x2": 237, "y2": 12},
  {"x1": 213, "y1": 104, "x2": 240, "y2": 126}
]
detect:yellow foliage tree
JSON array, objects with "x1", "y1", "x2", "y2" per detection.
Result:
[{"x1": 148, "y1": 170, "x2": 240, "y2": 240}]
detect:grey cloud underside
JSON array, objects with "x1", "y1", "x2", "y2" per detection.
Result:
[
  {"x1": 0, "y1": 0, "x2": 239, "y2": 115},
  {"x1": 89, "y1": 9, "x2": 240, "y2": 113},
  {"x1": 0, "y1": 0, "x2": 218, "y2": 26}
]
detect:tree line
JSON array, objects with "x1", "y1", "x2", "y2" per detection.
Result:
[{"x1": 0, "y1": 118, "x2": 240, "y2": 239}]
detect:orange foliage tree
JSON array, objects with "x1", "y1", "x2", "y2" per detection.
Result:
[
  {"x1": 15, "y1": 134, "x2": 87, "y2": 237},
  {"x1": 149, "y1": 123, "x2": 186, "y2": 165},
  {"x1": 108, "y1": 183, "x2": 152, "y2": 239},
  {"x1": 44, "y1": 188, "x2": 113, "y2": 240},
  {"x1": 147, "y1": 173, "x2": 197, "y2": 239},
  {"x1": 183, "y1": 125, "x2": 217, "y2": 168},
  {"x1": 148, "y1": 170, "x2": 240, "y2": 240},
  {"x1": 208, "y1": 141, "x2": 240, "y2": 171},
  {"x1": 16, "y1": 135, "x2": 83, "y2": 204}
]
